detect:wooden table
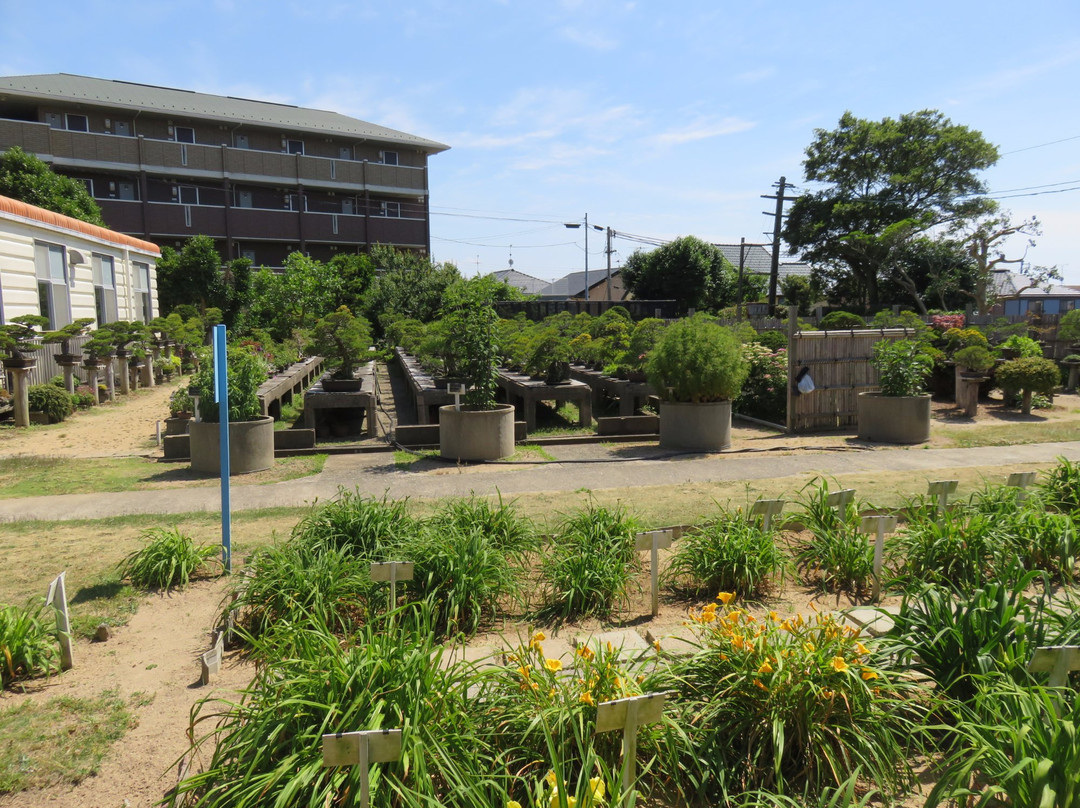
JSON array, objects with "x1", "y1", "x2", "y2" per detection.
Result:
[
  {"x1": 570, "y1": 365, "x2": 655, "y2": 416},
  {"x1": 496, "y1": 369, "x2": 592, "y2": 431}
]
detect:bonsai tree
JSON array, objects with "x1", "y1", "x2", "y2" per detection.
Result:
[
  {"x1": 1058, "y1": 309, "x2": 1080, "y2": 346},
  {"x1": 953, "y1": 345, "x2": 995, "y2": 374},
  {"x1": 45, "y1": 317, "x2": 95, "y2": 355},
  {"x1": 524, "y1": 327, "x2": 571, "y2": 383},
  {"x1": 996, "y1": 356, "x2": 1060, "y2": 415},
  {"x1": 188, "y1": 344, "x2": 269, "y2": 422},
  {"x1": 646, "y1": 314, "x2": 749, "y2": 402},
  {"x1": 310, "y1": 306, "x2": 373, "y2": 380},
  {"x1": 0, "y1": 314, "x2": 49, "y2": 365},
  {"x1": 819, "y1": 310, "x2": 866, "y2": 330},
  {"x1": 871, "y1": 339, "x2": 933, "y2": 397},
  {"x1": 999, "y1": 334, "x2": 1043, "y2": 359}
]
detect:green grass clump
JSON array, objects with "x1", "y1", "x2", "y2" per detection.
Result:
[
  {"x1": 117, "y1": 527, "x2": 219, "y2": 591},
  {"x1": 1039, "y1": 455, "x2": 1080, "y2": 514},
  {"x1": 290, "y1": 489, "x2": 414, "y2": 557},
  {"x1": 537, "y1": 503, "x2": 641, "y2": 621},
  {"x1": 792, "y1": 479, "x2": 875, "y2": 595},
  {"x1": 664, "y1": 508, "x2": 785, "y2": 598},
  {"x1": 0, "y1": 599, "x2": 59, "y2": 688}
]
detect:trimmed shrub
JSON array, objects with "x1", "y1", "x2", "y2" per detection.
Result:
[
  {"x1": 27, "y1": 383, "x2": 73, "y2": 423},
  {"x1": 818, "y1": 310, "x2": 866, "y2": 329}
]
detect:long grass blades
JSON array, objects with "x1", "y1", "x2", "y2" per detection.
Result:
[
  {"x1": 117, "y1": 527, "x2": 219, "y2": 591},
  {"x1": 0, "y1": 598, "x2": 60, "y2": 688},
  {"x1": 792, "y1": 479, "x2": 875, "y2": 596}
]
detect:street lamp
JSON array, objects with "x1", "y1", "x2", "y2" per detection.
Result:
[{"x1": 564, "y1": 214, "x2": 604, "y2": 302}]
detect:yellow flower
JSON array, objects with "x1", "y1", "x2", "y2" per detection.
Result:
[
  {"x1": 861, "y1": 669, "x2": 878, "y2": 681},
  {"x1": 822, "y1": 688, "x2": 835, "y2": 699},
  {"x1": 546, "y1": 771, "x2": 557, "y2": 788},
  {"x1": 517, "y1": 665, "x2": 531, "y2": 679},
  {"x1": 545, "y1": 657, "x2": 563, "y2": 673},
  {"x1": 830, "y1": 656, "x2": 849, "y2": 673},
  {"x1": 576, "y1": 645, "x2": 595, "y2": 661},
  {"x1": 779, "y1": 620, "x2": 793, "y2": 632},
  {"x1": 768, "y1": 610, "x2": 779, "y2": 622},
  {"x1": 757, "y1": 660, "x2": 774, "y2": 674},
  {"x1": 614, "y1": 676, "x2": 624, "y2": 690},
  {"x1": 716, "y1": 591, "x2": 735, "y2": 605},
  {"x1": 530, "y1": 631, "x2": 546, "y2": 651},
  {"x1": 579, "y1": 691, "x2": 595, "y2": 706},
  {"x1": 589, "y1": 777, "x2": 606, "y2": 802},
  {"x1": 507, "y1": 802, "x2": 523, "y2": 808},
  {"x1": 855, "y1": 642, "x2": 869, "y2": 656},
  {"x1": 700, "y1": 610, "x2": 717, "y2": 623},
  {"x1": 653, "y1": 640, "x2": 662, "y2": 652},
  {"x1": 732, "y1": 635, "x2": 745, "y2": 651},
  {"x1": 803, "y1": 642, "x2": 815, "y2": 653},
  {"x1": 754, "y1": 678, "x2": 768, "y2": 690}
]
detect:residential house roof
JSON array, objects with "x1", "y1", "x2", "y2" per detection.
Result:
[
  {"x1": 489, "y1": 268, "x2": 549, "y2": 295},
  {"x1": 0, "y1": 73, "x2": 450, "y2": 153},
  {"x1": 538, "y1": 269, "x2": 620, "y2": 299}
]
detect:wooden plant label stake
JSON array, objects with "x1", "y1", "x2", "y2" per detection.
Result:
[
  {"x1": 44, "y1": 572, "x2": 73, "y2": 671},
  {"x1": 1028, "y1": 645, "x2": 1080, "y2": 688},
  {"x1": 447, "y1": 382, "x2": 466, "y2": 410},
  {"x1": 596, "y1": 692, "x2": 672, "y2": 808},
  {"x1": 927, "y1": 480, "x2": 958, "y2": 523},
  {"x1": 322, "y1": 728, "x2": 402, "y2": 808},
  {"x1": 749, "y1": 499, "x2": 785, "y2": 532},
  {"x1": 369, "y1": 562, "x2": 414, "y2": 611},
  {"x1": 1007, "y1": 471, "x2": 1037, "y2": 502},
  {"x1": 826, "y1": 489, "x2": 854, "y2": 514},
  {"x1": 859, "y1": 515, "x2": 897, "y2": 603},
  {"x1": 634, "y1": 530, "x2": 673, "y2": 617},
  {"x1": 200, "y1": 631, "x2": 224, "y2": 686}
]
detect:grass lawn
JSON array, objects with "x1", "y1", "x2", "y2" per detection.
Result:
[{"x1": 0, "y1": 454, "x2": 326, "y2": 499}]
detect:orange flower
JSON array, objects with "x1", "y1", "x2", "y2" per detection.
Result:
[
  {"x1": 829, "y1": 656, "x2": 849, "y2": 673},
  {"x1": 576, "y1": 645, "x2": 596, "y2": 661},
  {"x1": 768, "y1": 610, "x2": 779, "y2": 622},
  {"x1": 716, "y1": 592, "x2": 735, "y2": 605},
  {"x1": 754, "y1": 679, "x2": 768, "y2": 690},
  {"x1": 757, "y1": 660, "x2": 774, "y2": 674},
  {"x1": 861, "y1": 669, "x2": 878, "y2": 681},
  {"x1": 855, "y1": 642, "x2": 869, "y2": 656}
]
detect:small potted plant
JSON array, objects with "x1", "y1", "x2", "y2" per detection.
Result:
[
  {"x1": 996, "y1": 356, "x2": 1060, "y2": 415},
  {"x1": 187, "y1": 344, "x2": 273, "y2": 474},
  {"x1": 858, "y1": 339, "x2": 934, "y2": 443},
  {"x1": 165, "y1": 386, "x2": 195, "y2": 435},
  {"x1": 646, "y1": 313, "x2": 749, "y2": 451},
  {"x1": 310, "y1": 306, "x2": 373, "y2": 392},
  {"x1": 953, "y1": 345, "x2": 995, "y2": 377}
]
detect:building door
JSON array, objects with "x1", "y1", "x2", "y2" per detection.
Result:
[
  {"x1": 118, "y1": 181, "x2": 136, "y2": 200},
  {"x1": 114, "y1": 121, "x2": 131, "y2": 137},
  {"x1": 342, "y1": 198, "x2": 354, "y2": 215}
]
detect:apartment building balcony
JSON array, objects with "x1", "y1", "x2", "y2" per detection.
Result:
[{"x1": 0, "y1": 118, "x2": 427, "y2": 194}]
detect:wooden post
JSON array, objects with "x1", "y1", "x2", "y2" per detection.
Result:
[
  {"x1": 749, "y1": 499, "x2": 785, "y2": 532},
  {"x1": 927, "y1": 480, "x2": 958, "y2": 525},
  {"x1": 634, "y1": 530, "x2": 673, "y2": 617},
  {"x1": 1028, "y1": 646, "x2": 1080, "y2": 687},
  {"x1": 826, "y1": 489, "x2": 854, "y2": 516},
  {"x1": 859, "y1": 515, "x2": 897, "y2": 603},
  {"x1": 1007, "y1": 471, "x2": 1037, "y2": 503},
  {"x1": 595, "y1": 692, "x2": 671, "y2": 808},
  {"x1": 370, "y1": 562, "x2": 414, "y2": 611},
  {"x1": 45, "y1": 572, "x2": 73, "y2": 670},
  {"x1": 200, "y1": 631, "x2": 224, "y2": 685},
  {"x1": 322, "y1": 729, "x2": 402, "y2": 808}
]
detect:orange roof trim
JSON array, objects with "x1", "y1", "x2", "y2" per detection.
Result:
[{"x1": 0, "y1": 195, "x2": 161, "y2": 256}]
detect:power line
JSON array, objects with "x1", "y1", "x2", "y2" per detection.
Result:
[
  {"x1": 1002, "y1": 134, "x2": 1080, "y2": 155},
  {"x1": 432, "y1": 236, "x2": 579, "y2": 248}
]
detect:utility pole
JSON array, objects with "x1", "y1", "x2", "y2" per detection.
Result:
[
  {"x1": 761, "y1": 176, "x2": 798, "y2": 315},
  {"x1": 605, "y1": 227, "x2": 614, "y2": 300},
  {"x1": 736, "y1": 237, "x2": 746, "y2": 321}
]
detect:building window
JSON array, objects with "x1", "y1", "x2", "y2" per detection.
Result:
[
  {"x1": 339, "y1": 146, "x2": 352, "y2": 160},
  {"x1": 381, "y1": 151, "x2": 399, "y2": 166},
  {"x1": 114, "y1": 120, "x2": 132, "y2": 137},
  {"x1": 378, "y1": 201, "x2": 401, "y2": 218},
  {"x1": 133, "y1": 262, "x2": 153, "y2": 324},
  {"x1": 236, "y1": 190, "x2": 253, "y2": 208},
  {"x1": 35, "y1": 242, "x2": 71, "y2": 329},
  {"x1": 177, "y1": 186, "x2": 199, "y2": 205},
  {"x1": 240, "y1": 248, "x2": 257, "y2": 263},
  {"x1": 65, "y1": 114, "x2": 89, "y2": 132},
  {"x1": 175, "y1": 126, "x2": 195, "y2": 143},
  {"x1": 235, "y1": 133, "x2": 249, "y2": 149},
  {"x1": 118, "y1": 181, "x2": 137, "y2": 201},
  {"x1": 287, "y1": 139, "x2": 305, "y2": 155},
  {"x1": 79, "y1": 178, "x2": 94, "y2": 196},
  {"x1": 92, "y1": 254, "x2": 118, "y2": 325}
]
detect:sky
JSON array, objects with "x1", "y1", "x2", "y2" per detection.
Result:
[{"x1": 2, "y1": 0, "x2": 1079, "y2": 286}]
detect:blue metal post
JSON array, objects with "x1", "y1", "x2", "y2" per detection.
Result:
[{"x1": 213, "y1": 325, "x2": 232, "y2": 573}]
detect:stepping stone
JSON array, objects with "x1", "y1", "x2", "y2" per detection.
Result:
[
  {"x1": 837, "y1": 605, "x2": 900, "y2": 637},
  {"x1": 645, "y1": 622, "x2": 699, "y2": 656}
]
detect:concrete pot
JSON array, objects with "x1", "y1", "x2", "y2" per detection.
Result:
[
  {"x1": 659, "y1": 400, "x2": 732, "y2": 452},
  {"x1": 439, "y1": 404, "x2": 515, "y2": 461},
  {"x1": 857, "y1": 392, "x2": 931, "y2": 444},
  {"x1": 189, "y1": 416, "x2": 275, "y2": 475}
]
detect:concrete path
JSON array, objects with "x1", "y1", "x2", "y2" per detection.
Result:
[{"x1": 1, "y1": 440, "x2": 1077, "y2": 523}]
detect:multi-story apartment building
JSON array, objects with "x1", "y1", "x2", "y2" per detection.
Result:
[{"x1": 0, "y1": 73, "x2": 449, "y2": 267}]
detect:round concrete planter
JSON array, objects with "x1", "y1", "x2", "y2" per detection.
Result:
[
  {"x1": 439, "y1": 404, "x2": 515, "y2": 461},
  {"x1": 857, "y1": 392, "x2": 931, "y2": 444},
  {"x1": 659, "y1": 400, "x2": 732, "y2": 452},
  {"x1": 189, "y1": 416, "x2": 274, "y2": 475}
]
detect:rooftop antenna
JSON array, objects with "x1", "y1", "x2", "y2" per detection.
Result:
[{"x1": 508, "y1": 245, "x2": 514, "y2": 269}]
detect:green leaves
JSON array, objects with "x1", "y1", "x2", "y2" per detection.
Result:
[
  {"x1": 117, "y1": 527, "x2": 219, "y2": 591},
  {"x1": 870, "y1": 338, "x2": 932, "y2": 397},
  {"x1": 646, "y1": 314, "x2": 749, "y2": 403}
]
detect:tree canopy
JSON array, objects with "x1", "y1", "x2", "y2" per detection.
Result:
[
  {"x1": 621, "y1": 236, "x2": 758, "y2": 312},
  {"x1": 784, "y1": 110, "x2": 999, "y2": 311},
  {"x1": 0, "y1": 146, "x2": 105, "y2": 226}
]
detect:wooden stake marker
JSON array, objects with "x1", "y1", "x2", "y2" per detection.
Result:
[
  {"x1": 826, "y1": 489, "x2": 854, "y2": 514},
  {"x1": 858, "y1": 515, "x2": 897, "y2": 603},
  {"x1": 447, "y1": 382, "x2": 466, "y2": 410},
  {"x1": 1028, "y1": 645, "x2": 1080, "y2": 688},
  {"x1": 749, "y1": 499, "x2": 785, "y2": 531},
  {"x1": 322, "y1": 728, "x2": 402, "y2": 808},
  {"x1": 200, "y1": 631, "x2": 224, "y2": 686},
  {"x1": 44, "y1": 572, "x2": 73, "y2": 671},
  {"x1": 634, "y1": 530, "x2": 673, "y2": 617},
  {"x1": 370, "y1": 561, "x2": 414, "y2": 611},
  {"x1": 927, "y1": 479, "x2": 958, "y2": 523},
  {"x1": 1007, "y1": 471, "x2": 1037, "y2": 502},
  {"x1": 595, "y1": 692, "x2": 672, "y2": 808}
]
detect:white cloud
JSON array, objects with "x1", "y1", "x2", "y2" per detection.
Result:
[
  {"x1": 650, "y1": 116, "x2": 756, "y2": 146},
  {"x1": 734, "y1": 67, "x2": 775, "y2": 84},
  {"x1": 558, "y1": 25, "x2": 618, "y2": 51}
]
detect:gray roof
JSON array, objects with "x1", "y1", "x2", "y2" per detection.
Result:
[
  {"x1": 489, "y1": 269, "x2": 549, "y2": 295},
  {"x1": 715, "y1": 243, "x2": 773, "y2": 274},
  {"x1": 539, "y1": 269, "x2": 619, "y2": 299},
  {"x1": 0, "y1": 73, "x2": 449, "y2": 153}
]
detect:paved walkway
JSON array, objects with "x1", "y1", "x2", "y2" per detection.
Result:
[{"x1": 1, "y1": 440, "x2": 1077, "y2": 523}]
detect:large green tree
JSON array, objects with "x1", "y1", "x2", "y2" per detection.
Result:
[
  {"x1": 249, "y1": 252, "x2": 344, "y2": 341},
  {"x1": 784, "y1": 110, "x2": 999, "y2": 312},
  {"x1": 362, "y1": 246, "x2": 462, "y2": 334},
  {"x1": 0, "y1": 146, "x2": 105, "y2": 226},
  {"x1": 621, "y1": 235, "x2": 751, "y2": 312},
  {"x1": 156, "y1": 235, "x2": 226, "y2": 314}
]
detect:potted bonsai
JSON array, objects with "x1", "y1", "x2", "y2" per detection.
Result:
[
  {"x1": 524, "y1": 328, "x2": 572, "y2": 385},
  {"x1": 0, "y1": 315, "x2": 49, "y2": 427},
  {"x1": 188, "y1": 343, "x2": 273, "y2": 474},
  {"x1": 646, "y1": 313, "x2": 749, "y2": 452},
  {"x1": 310, "y1": 306, "x2": 373, "y2": 392},
  {"x1": 82, "y1": 327, "x2": 118, "y2": 403},
  {"x1": 952, "y1": 345, "x2": 995, "y2": 418},
  {"x1": 439, "y1": 291, "x2": 515, "y2": 461},
  {"x1": 46, "y1": 318, "x2": 95, "y2": 393},
  {"x1": 857, "y1": 339, "x2": 933, "y2": 443},
  {"x1": 996, "y1": 356, "x2": 1060, "y2": 415},
  {"x1": 165, "y1": 386, "x2": 195, "y2": 435}
]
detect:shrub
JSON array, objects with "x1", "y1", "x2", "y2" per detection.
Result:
[
  {"x1": 664, "y1": 510, "x2": 785, "y2": 597},
  {"x1": 952, "y1": 345, "x2": 994, "y2": 373},
  {"x1": 792, "y1": 479, "x2": 875, "y2": 595},
  {"x1": 71, "y1": 390, "x2": 95, "y2": 409},
  {"x1": 309, "y1": 305, "x2": 373, "y2": 380},
  {"x1": 27, "y1": 383, "x2": 73, "y2": 423},
  {"x1": 734, "y1": 342, "x2": 787, "y2": 423},
  {"x1": 117, "y1": 527, "x2": 219, "y2": 590},
  {"x1": 188, "y1": 344, "x2": 269, "y2": 422},
  {"x1": 1058, "y1": 308, "x2": 1080, "y2": 343},
  {"x1": 290, "y1": 490, "x2": 414, "y2": 558},
  {"x1": 889, "y1": 498, "x2": 1001, "y2": 588},
  {"x1": 818, "y1": 310, "x2": 865, "y2": 329},
  {"x1": 537, "y1": 504, "x2": 641, "y2": 620},
  {"x1": 1000, "y1": 334, "x2": 1043, "y2": 358},
  {"x1": 646, "y1": 314, "x2": 749, "y2": 402},
  {"x1": 754, "y1": 329, "x2": 788, "y2": 351},
  {"x1": 871, "y1": 339, "x2": 933, "y2": 397},
  {"x1": 996, "y1": 356, "x2": 1060, "y2": 413},
  {"x1": 654, "y1": 601, "x2": 919, "y2": 800},
  {"x1": 0, "y1": 599, "x2": 60, "y2": 688}
]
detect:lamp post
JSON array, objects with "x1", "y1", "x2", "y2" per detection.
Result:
[{"x1": 564, "y1": 214, "x2": 604, "y2": 303}]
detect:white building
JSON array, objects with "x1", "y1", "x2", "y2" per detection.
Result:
[{"x1": 0, "y1": 194, "x2": 160, "y2": 328}]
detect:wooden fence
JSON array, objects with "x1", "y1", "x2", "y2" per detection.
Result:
[{"x1": 785, "y1": 322, "x2": 920, "y2": 433}]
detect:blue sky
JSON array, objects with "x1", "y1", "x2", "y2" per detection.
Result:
[{"x1": 2, "y1": 0, "x2": 1079, "y2": 286}]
